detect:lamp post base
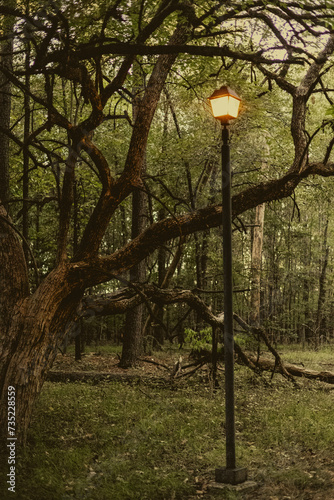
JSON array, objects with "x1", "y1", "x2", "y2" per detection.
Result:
[{"x1": 215, "y1": 467, "x2": 248, "y2": 485}]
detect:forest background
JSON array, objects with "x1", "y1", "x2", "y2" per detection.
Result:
[{"x1": 1, "y1": 0, "x2": 334, "y2": 455}]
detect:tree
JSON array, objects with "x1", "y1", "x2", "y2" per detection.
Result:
[
  {"x1": 0, "y1": 0, "x2": 15, "y2": 210},
  {"x1": 120, "y1": 56, "x2": 148, "y2": 367},
  {"x1": 1, "y1": 0, "x2": 334, "y2": 447},
  {"x1": 249, "y1": 139, "x2": 269, "y2": 326}
]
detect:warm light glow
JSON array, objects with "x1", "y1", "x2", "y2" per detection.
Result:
[
  {"x1": 210, "y1": 95, "x2": 240, "y2": 119},
  {"x1": 208, "y1": 86, "x2": 241, "y2": 122}
]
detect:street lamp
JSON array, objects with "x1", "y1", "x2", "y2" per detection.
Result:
[{"x1": 208, "y1": 85, "x2": 247, "y2": 485}]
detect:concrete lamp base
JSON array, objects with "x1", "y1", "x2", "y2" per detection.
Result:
[{"x1": 215, "y1": 467, "x2": 248, "y2": 485}]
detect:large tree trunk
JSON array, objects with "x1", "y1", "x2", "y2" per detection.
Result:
[
  {"x1": 0, "y1": 205, "x2": 83, "y2": 446},
  {"x1": 0, "y1": 263, "x2": 87, "y2": 446}
]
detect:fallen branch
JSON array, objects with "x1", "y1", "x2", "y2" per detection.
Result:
[
  {"x1": 234, "y1": 342, "x2": 261, "y2": 374},
  {"x1": 247, "y1": 356, "x2": 334, "y2": 384},
  {"x1": 76, "y1": 286, "x2": 334, "y2": 385},
  {"x1": 234, "y1": 313, "x2": 295, "y2": 382},
  {"x1": 138, "y1": 357, "x2": 170, "y2": 371},
  {"x1": 174, "y1": 362, "x2": 205, "y2": 380}
]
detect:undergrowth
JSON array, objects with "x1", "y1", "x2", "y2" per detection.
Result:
[{"x1": 1, "y1": 347, "x2": 334, "y2": 500}]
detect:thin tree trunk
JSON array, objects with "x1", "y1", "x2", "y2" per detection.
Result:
[
  {"x1": 120, "y1": 64, "x2": 147, "y2": 367},
  {"x1": 73, "y1": 178, "x2": 82, "y2": 360},
  {"x1": 0, "y1": 3, "x2": 15, "y2": 210},
  {"x1": 120, "y1": 189, "x2": 147, "y2": 367},
  {"x1": 142, "y1": 236, "x2": 185, "y2": 346},
  {"x1": 249, "y1": 203, "x2": 265, "y2": 326},
  {"x1": 315, "y1": 218, "x2": 329, "y2": 348},
  {"x1": 300, "y1": 234, "x2": 311, "y2": 346},
  {"x1": 249, "y1": 141, "x2": 268, "y2": 328},
  {"x1": 148, "y1": 100, "x2": 168, "y2": 347},
  {"x1": 22, "y1": 35, "x2": 30, "y2": 263}
]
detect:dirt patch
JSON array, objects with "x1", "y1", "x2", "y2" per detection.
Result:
[{"x1": 51, "y1": 351, "x2": 174, "y2": 378}]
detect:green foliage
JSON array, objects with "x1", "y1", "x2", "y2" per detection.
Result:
[
  {"x1": 4, "y1": 0, "x2": 334, "y2": 343},
  {"x1": 184, "y1": 327, "x2": 212, "y2": 351},
  {"x1": 325, "y1": 105, "x2": 334, "y2": 117}
]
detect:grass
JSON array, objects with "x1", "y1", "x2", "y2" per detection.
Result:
[
  {"x1": 64, "y1": 343, "x2": 123, "y2": 355},
  {"x1": 281, "y1": 344, "x2": 334, "y2": 370},
  {"x1": 1, "y1": 347, "x2": 334, "y2": 499}
]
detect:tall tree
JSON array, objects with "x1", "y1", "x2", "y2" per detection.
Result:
[
  {"x1": 22, "y1": 3, "x2": 30, "y2": 263},
  {"x1": 249, "y1": 203, "x2": 265, "y2": 326},
  {"x1": 315, "y1": 217, "x2": 330, "y2": 347},
  {"x1": 249, "y1": 142, "x2": 269, "y2": 326},
  {"x1": 120, "y1": 58, "x2": 148, "y2": 368},
  {"x1": 0, "y1": 0, "x2": 15, "y2": 210}
]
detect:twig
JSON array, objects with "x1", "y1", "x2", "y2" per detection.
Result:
[
  {"x1": 138, "y1": 357, "x2": 170, "y2": 370},
  {"x1": 138, "y1": 386, "x2": 154, "y2": 399},
  {"x1": 174, "y1": 363, "x2": 205, "y2": 379}
]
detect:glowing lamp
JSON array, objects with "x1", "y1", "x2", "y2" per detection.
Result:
[{"x1": 208, "y1": 86, "x2": 241, "y2": 122}]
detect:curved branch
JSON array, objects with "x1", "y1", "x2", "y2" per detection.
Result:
[
  {"x1": 289, "y1": 33, "x2": 334, "y2": 173},
  {"x1": 40, "y1": 42, "x2": 305, "y2": 68},
  {"x1": 69, "y1": 160, "x2": 334, "y2": 287},
  {"x1": 80, "y1": 135, "x2": 115, "y2": 191},
  {"x1": 74, "y1": 21, "x2": 190, "y2": 261},
  {"x1": 79, "y1": 283, "x2": 224, "y2": 328}
]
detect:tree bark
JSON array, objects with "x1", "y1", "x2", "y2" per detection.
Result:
[
  {"x1": 0, "y1": 239, "x2": 84, "y2": 446},
  {"x1": 0, "y1": 245, "x2": 94, "y2": 441},
  {"x1": 0, "y1": 206, "x2": 29, "y2": 334}
]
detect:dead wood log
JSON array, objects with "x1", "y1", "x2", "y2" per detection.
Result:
[
  {"x1": 246, "y1": 356, "x2": 334, "y2": 384},
  {"x1": 233, "y1": 313, "x2": 295, "y2": 382},
  {"x1": 72, "y1": 287, "x2": 334, "y2": 385}
]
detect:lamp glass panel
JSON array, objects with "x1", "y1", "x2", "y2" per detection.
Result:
[{"x1": 210, "y1": 95, "x2": 240, "y2": 119}]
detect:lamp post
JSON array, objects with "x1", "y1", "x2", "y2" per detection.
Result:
[{"x1": 208, "y1": 86, "x2": 247, "y2": 485}]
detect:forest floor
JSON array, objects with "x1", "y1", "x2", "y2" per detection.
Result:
[
  {"x1": 51, "y1": 347, "x2": 168, "y2": 378},
  {"x1": 2, "y1": 344, "x2": 334, "y2": 500}
]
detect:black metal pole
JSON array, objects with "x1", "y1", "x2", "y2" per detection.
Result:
[
  {"x1": 215, "y1": 123, "x2": 247, "y2": 485},
  {"x1": 221, "y1": 123, "x2": 236, "y2": 469}
]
